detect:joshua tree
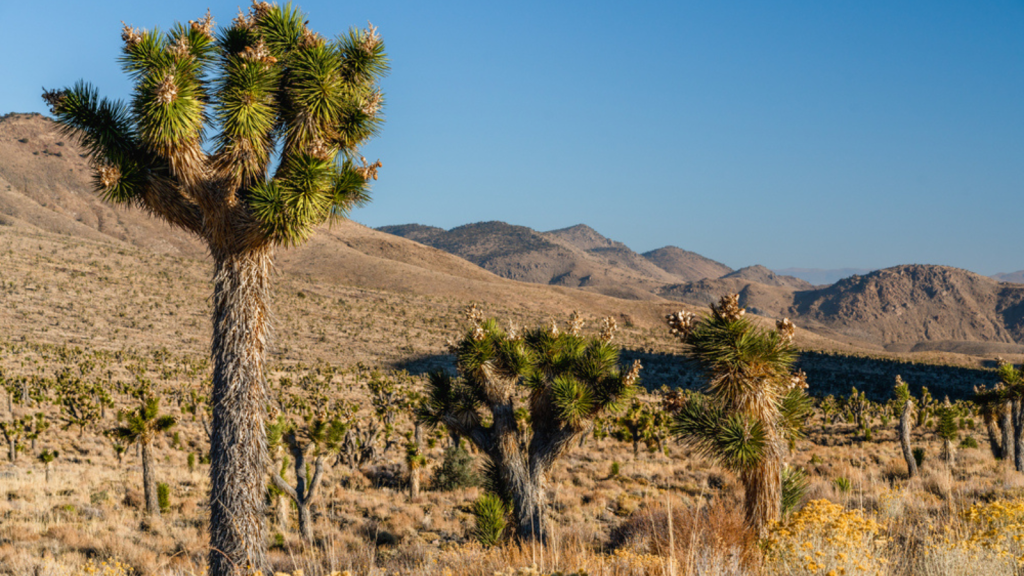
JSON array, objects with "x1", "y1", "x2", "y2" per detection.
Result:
[
  {"x1": 269, "y1": 416, "x2": 345, "y2": 541},
  {"x1": 54, "y1": 369, "x2": 111, "y2": 437},
  {"x1": 895, "y1": 376, "x2": 917, "y2": 478},
  {"x1": 38, "y1": 449, "x2": 58, "y2": 483},
  {"x1": 419, "y1": 309, "x2": 640, "y2": 542},
  {"x1": 268, "y1": 371, "x2": 347, "y2": 543},
  {"x1": 0, "y1": 414, "x2": 30, "y2": 462},
  {"x1": 405, "y1": 429, "x2": 426, "y2": 500},
  {"x1": 613, "y1": 398, "x2": 669, "y2": 459},
  {"x1": 110, "y1": 397, "x2": 177, "y2": 516},
  {"x1": 667, "y1": 297, "x2": 810, "y2": 537},
  {"x1": 43, "y1": 3, "x2": 387, "y2": 571},
  {"x1": 936, "y1": 396, "x2": 959, "y2": 465}
]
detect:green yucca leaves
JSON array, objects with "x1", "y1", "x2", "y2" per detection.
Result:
[
  {"x1": 47, "y1": 3, "x2": 388, "y2": 248},
  {"x1": 327, "y1": 161, "x2": 372, "y2": 218},
  {"x1": 254, "y1": 2, "x2": 306, "y2": 56},
  {"x1": 671, "y1": 395, "x2": 767, "y2": 471},
  {"x1": 110, "y1": 397, "x2": 176, "y2": 445},
  {"x1": 551, "y1": 375, "x2": 595, "y2": 428},
  {"x1": 336, "y1": 26, "x2": 390, "y2": 85}
]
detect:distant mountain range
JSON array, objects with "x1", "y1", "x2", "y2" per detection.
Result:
[
  {"x1": 380, "y1": 221, "x2": 1024, "y2": 354},
  {"x1": 774, "y1": 267, "x2": 875, "y2": 286}
]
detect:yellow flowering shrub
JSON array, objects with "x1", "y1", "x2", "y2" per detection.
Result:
[
  {"x1": 923, "y1": 498, "x2": 1024, "y2": 574},
  {"x1": 44, "y1": 559, "x2": 133, "y2": 576},
  {"x1": 762, "y1": 499, "x2": 887, "y2": 576}
]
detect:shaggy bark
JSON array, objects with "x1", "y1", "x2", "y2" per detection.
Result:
[
  {"x1": 983, "y1": 411, "x2": 1003, "y2": 460},
  {"x1": 409, "y1": 466, "x2": 421, "y2": 500},
  {"x1": 142, "y1": 441, "x2": 159, "y2": 516},
  {"x1": 490, "y1": 400, "x2": 581, "y2": 543},
  {"x1": 1015, "y1": 399, "x2": 1024, "y2": 473},
  {"x1": 1001, "y1": 401, "x2": 1015, "y2": 465},
  {"x1": 208, "y1": 249, "x2": 272, "y2": 576},
  {"x1": 899, "y1": 400, "x2": 917, "y2": 478},
  {"x1": 742, "y1": 429, "x2": 783, "y2": 537}
]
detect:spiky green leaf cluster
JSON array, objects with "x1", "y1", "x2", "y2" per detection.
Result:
[
  {"x1": 671, "y1": 393, "x2": 767, "y2": 470},
  {"x1": 110, "y1": 397, "x2": 177, "y2": 445},
  {"x1": 425, "y1": 317, "x2": 638, "y2": 438},
  {"x1": 45, "y1": 2, "x2": 388, "y2": 248}
]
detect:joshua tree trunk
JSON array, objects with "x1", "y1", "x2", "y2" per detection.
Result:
[
  {"x1": 44, "y1": 462, "x2": 50, "y2": 484},
  {"x1": 983, "y1": 411, "x2": 1003, "y2": 460},
  {"x1": 1014, "y1": 399, "x2": 1024, "y2": 473},
  {"x1": 409, "y1": 423, "x2": 422, "y2": 500},
  {"x1": 410, "y1": 466, "x2": 420, "y2": 500},
  {"x1": 209, "y1": 250, "x2": 272, "y2": 575},
  {"x1": 943, "y1": 437, "x2": 956, "y2": 466},
  {"x1": 277, "y1": 493, "x2": 289, "y2": 530},
  {"x1": 490, "y1": 405, "x2": 580, "y2": 543},
  {"x1": 7, "y1": 438, "x2": 15, "y2": 462},
  {"x1": 1001, "y1": 401, "x2": 1015, "y2": 465},
  {"x1": 899, "y1": 399, "x2": 917, "y2": 478},
  {"x1": 499, "y1": 448, "x2": 547, "y2": 542},
  {"x1": 742, "y1": 435, "x2": 782, "y2": 537},
  {"x1": 142, "y1": 441, "x2": 159, "y2": 516}
]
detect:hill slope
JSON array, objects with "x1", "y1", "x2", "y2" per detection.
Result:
[{"x1": 641, "y1": 246, "x2": 732, "y2": 281}]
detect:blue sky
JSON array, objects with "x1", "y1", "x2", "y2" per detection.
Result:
[{"x1": 2, "y1": 1, "x2": 1022, "y2": 274}]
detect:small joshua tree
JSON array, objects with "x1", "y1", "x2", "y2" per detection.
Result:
[
  {"x1": 268, "y1": 370, "x2": 346, "y2": 542},
  {"x1": 667, "y1": 298, "x2": 811, "y2": 537},
  {"x1": 44, "y1": 3, "x2": 387, "y2": 572},
  {"x1": 110, "y1": 397, "x2": 177, "y2": 516},
  {"x1": 419, "y1": 308, "x2": 639, "y2": 542},
  {"x1": 936, "y1": 396, "x2": 959, "y2": 466},
  {"x1": 38, "y1": 449, "x2": 58, "y2": 484},
  {"x1": 0, "y1": 414, "x2": 30, "y2": 462},
  {"x1": 405, "y1": 429, "x2": 426, "y2": 500},
  {"x1": 895, "y1": 376, "x2": 917, "y2": 478},
  {"x1": 54, "y1": 369, "x2": 112, "y2": 437},
  {"x1": 613, "y1": 398, "x2": 669, "y2": 459}
]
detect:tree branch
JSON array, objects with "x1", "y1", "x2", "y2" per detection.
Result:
[{"x1": 270, "y1": 472, "x2": 299, "y2": 503}]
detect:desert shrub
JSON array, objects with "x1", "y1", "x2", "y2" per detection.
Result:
[
  {"x1": 473, "y1": 493, "x2": 508, "y2": 547},
  {"x1": 157, "y1": 483, "x2": 170, "y2": 514},
  {"x1": 914, "y1": 447, "x2": 926, "y2": 467},
  {"x1": 763, "y1": 499, "x2": 886, "y2": 576},
  {"x1": 833, "y1": 476, "x2": 851, "y2": 493},
  {"x1": 609, "y1": 461, "x2": 620, "y2": 477},
  {"x1": 430, "y1": 442, "x2": 477, "y2": 491},
  {"x1": 187, "y1": 452, "x2": 195, "y2": 473},
  {"x1": 920, "y1": 498, "x2": 1024, "y2": 574},
  {"x1": 959, "y1": 435, "x2": 979, "y2": 449}
]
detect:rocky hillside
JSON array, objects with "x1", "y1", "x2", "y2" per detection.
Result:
[
  {"x1": 379, "y1": 221, "x2": 687, "y2": 300},
  {"x1": 721, "y1": 265, "x2": 812, "y2": 290},
  {"x1": 641, "y1": 246, "x2": 732, "y2": 281},
  {"x1": 791, "y1": 265, "x2": 1024, "y2": 347}
]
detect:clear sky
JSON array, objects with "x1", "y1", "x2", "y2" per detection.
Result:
[{"x1": 2, "y1": 1, "x2": 1022, "y2": 274}]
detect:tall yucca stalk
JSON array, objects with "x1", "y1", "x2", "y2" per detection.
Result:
[
  {"x1": 667, "y1": 296, "x2": 810, "y2": 537},
  {"x1": 43, "y1": 3, "x2": 387, "y2": 573},
  {"x1": 419, "y1": 309, "x2": 639, "y2": 542}
]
